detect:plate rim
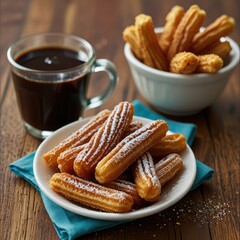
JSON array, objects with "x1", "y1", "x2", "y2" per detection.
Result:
[{"x1": 33, "y1": 115, "x2": 197, "y2": 221}]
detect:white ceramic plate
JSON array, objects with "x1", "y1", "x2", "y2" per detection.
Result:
[{"x1": 33, "y1": 116, "x2": 196, "y2": 221}]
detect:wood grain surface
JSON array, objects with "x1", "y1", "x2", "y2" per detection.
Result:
[{"x1": 0, "y1": 0, "x2": 239, "y2": 239}]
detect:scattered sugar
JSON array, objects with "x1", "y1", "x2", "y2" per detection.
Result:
[{"x1": 157, "y1": 195, "x2": 231, "y2": 228}]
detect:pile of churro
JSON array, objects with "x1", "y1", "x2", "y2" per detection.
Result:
[
  {"x1": 43, "y1": 102, "x2": 187, "y2": 213},
  {"x1": 123, "y1": 5, "x2": 235, "y2": 74}
]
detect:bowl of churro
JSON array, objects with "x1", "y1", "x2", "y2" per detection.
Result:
[{"x1": 123, "y1": 5, "x2": 239, "y2": 116}]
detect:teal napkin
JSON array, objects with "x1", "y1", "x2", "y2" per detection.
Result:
[{"x1": 9, "y1": 99, "x2": 214, "y2": 240}]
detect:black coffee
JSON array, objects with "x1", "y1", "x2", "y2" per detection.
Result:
[{"x1": 12, "y1": 47, "x2": 90, "y2": 131}]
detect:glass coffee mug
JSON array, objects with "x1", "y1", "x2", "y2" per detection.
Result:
[{"x1": 7, "y1": 33, "x2": 118, "y2": 139}]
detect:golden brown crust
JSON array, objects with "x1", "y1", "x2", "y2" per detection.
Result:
[
  {"x1": 159, "y1": 5, "x2": 185, "y2": 54},
  {"x1": 200, "y1": 41, "x2": 232, "y2": 59},
  {"x1": 122, "y1": 121, "x2": 143, "y2": 138},
  {"x1": 150, "y1": 133, "x2": 187, "y2": 158},
  {"x1": 155, "y1": 153, "x2": 184, "y2": 186},
  {"x1": 57, "y1": 144, "x2": 86, "y2": 174},
  {"x1": 43, "y1": 109, "x2": 110, "y2": 170},
  {"x1": 192, "y1": 15, "x2": 235, "y2": 54},
  {"x1": 195, "y1": 54, "x2": 223, "y2": 73},
  {"x1": 73, "y1": 102, "x2": 134, "y2": 179},
  {"x1": 135, "y1": 14, "x2": 168, "y2": 71},
  {"x1": 95, "y1": 120, "x2": 168, "y2": 184},
  {"x1": 132, "y1": 152, "x2": 161, "y2": 202},
  {"x1": 167, "y1": 5, "x2": 206, "y2": 61},
  {"x1": 123, "y1": 25, "x2": 143, "y2": 61},
  {"x1": 50, "y1": 173, "x2": 133, "y2": 213},
  {"x1": 105, "y1": 179, "x2": 146, "y2": 208},
  {"x1": 170, "y1": 52, "x2": 199, "y2": 74}
]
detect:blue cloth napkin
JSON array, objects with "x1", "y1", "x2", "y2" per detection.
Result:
[{"x1": 9, "y1": 99, "x2": 214, "y2": 240}]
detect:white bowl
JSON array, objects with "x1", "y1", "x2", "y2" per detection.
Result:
[{"x1": 124, "y1": 28, "x2": 239, "y2": 116}]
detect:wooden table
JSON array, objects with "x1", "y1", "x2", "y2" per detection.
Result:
[{"x1": 1, "y1": 0, "x2": 239, "y2": 239}]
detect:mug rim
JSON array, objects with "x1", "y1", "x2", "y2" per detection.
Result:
[{"x1": 7, "y1": 32, "x2": 96, "y2": 75}]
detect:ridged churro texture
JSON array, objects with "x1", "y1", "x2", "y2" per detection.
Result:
[
  {"x1": 200, "y1": 41, "x2": 232, "y2": 59},
  {"x1": 192, "y1": 15, "x2": 235, "y2": 54},
  {"x1": 57, "y1": 144, "x2": 86, "y2": 174},
  {"x1": 105, "y1": 179, "x2": 146, "y2": 208},
  {"x1": 123, "y1": 121, "x2": 143, "y2": 138},
  {"x1": 50, "y1": 173, "x2": 133, "y2": 213},
  {"x1": 135, "y1": 14, "x2": 168, "y2": 71},
  {"x1": 43, "y1": 109, "x2": 110, "y2": 170},
  {"x1": 155, "y1": 153, "x2": 184, "y2": 186},
  {"x1": 150, "y1": 133, "x2": 187, "y2": 158},
  {"x1": 167, "y1": 5, "x2": 206, "y2": 61},
  {"x1": 159, "y1": 5, "x2": 184, "y2": 54},
  {"x1": 132, "y1": 152, "x2": 161, "y2": 202},
  {"x1": 123, "y1": 25, "x2": 142, "y2": 61},
  {"x1": 95, "y1": 120, "x2": 168, "y2": 184},
  {"x1": 73, "y1": 102, "x2": 134, "y2": 179}
]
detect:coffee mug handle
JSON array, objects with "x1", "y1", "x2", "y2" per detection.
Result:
[{"x1": 85, "y1": 59, "x2": 118, "y2": 109}]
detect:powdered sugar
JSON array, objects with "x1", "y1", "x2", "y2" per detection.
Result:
[
  {"x1": 60, "y1": 174, "x2": 128, "y2": 202},
  {"x1": 156, "y1": 195, "x2": 232, "y2": 228}
]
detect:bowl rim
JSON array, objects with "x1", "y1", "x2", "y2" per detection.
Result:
[{"x1": 124, "y1": 27, "x2": 239, "y2": 82}]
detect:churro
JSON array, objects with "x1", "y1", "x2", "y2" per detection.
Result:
[
  {"x1": 50, "y1": 173, "x2": 133, "y2": 213},
  {"x1": 132, "y1": 152, "x2": 161, "y2": 202},
  {"x1": 167, "y1": 5, "x2": 206, "y2": 61},
  {"x1": 200, "y1": 41, "x2": 232, "y2": 59},
  {"x1": 159, "y1": 5, "x2": 185, "y2": 54},
  {"x1": 43, "y1": 109, "x2": 110, "y2": 170},
  {"x1": 155, "y1": 153, "x2": 184, "y2": 186},
  {"x1": 123, "y1": 121, "x2": 143, "y2": 138},
  {"x1": 135, "y1": 14, "x2": 168, "y2": 71},
  {"x1": 74, "y1": 102, "x2": 134, "y2": 179},
  {"x1": 95, "y1": 120, "x2": 168, "y2": 184},
  {"x1": 123, "y1": 25, "x2": 143, "y2": 61},
  {"x1": 170, "y1": 52, "x2": 199, "y2": 74},
  {"x1": 105, "y1": 179, "x2": 146, "y2": 208},
  {"x1": 196, "y1": 54, "x2": 223, "y2": 73},
  {"x1": 150, "y1": 133, "x2": 187, "y2": 158},
  {"x1": 57, "y1": 144, "x2": 86, "y2": 174},
  {"x1": 192, "y1": 15, "x2": 235, "y2": 54}
]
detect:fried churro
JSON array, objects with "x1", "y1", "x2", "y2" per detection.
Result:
[
  {"x1": 50, "y1": 173, "x2": 133, "y2": 213},
  {"x1": 159, "y1": 5, "x2": 185, "y2": 54},
  {"x1": 167, "y1": 5, "x2": 206, "y2": 61},
  {"x1": 192, "y1": 15, "x2": 235, "y2": 54},
  {"x1": 170, "y1": 52, "x2": 199, "y2": 74},
  {"x1": 132, "y1": 152, "x2": 161, "y2": 202},
  {"x1": 74, "y1": 102, "x2": 134, "y2": 179},
  {"x1": 196, "y1": 54, "x2": 223, "y2": 73},
  {"x1": 155, "y1": 153, "x2": 184, "y2": 186},
  {"x1": 200, "y1": 41, "x2": 232, "y2": 59},
  {"x1": 105, "y1": 179, "x2": 146, "y2": 208},
  {"x1": 135, "y1": 14, "x2": 168, "y2": 71},
  {"x1": 57, "y1": 144, "x2": 86, "y2": 174},
  {"x1": 150, "y1": 133, "x2": 187, "y2": 158},
  {"x1": 123, "y1": 25, "x2": 143, "y2": 61},
  {"x1": 122, "y1": 121, "x2": 143, "y2": 138},
  {"x1": 95, "y1": 120, "x2": 168, "y2": 184},
  {"x1": 43, "y1": 109, "x2": 110, "y2": 170}
]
